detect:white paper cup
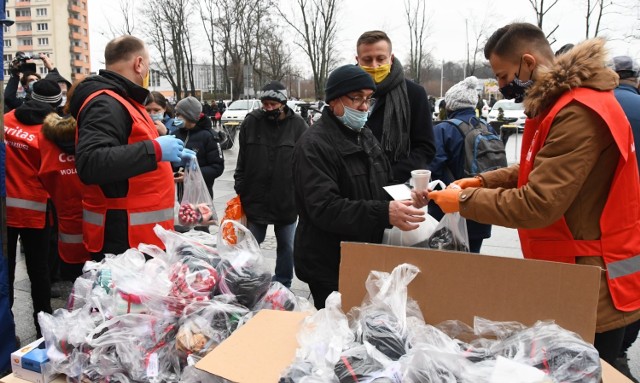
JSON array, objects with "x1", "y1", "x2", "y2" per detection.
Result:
[{"x1": 411, "y1": 169, "x2": 431, "y2": 192}]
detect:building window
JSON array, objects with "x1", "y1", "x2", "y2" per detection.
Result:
[
  {"x1": 36, "y1": 8, "x2": 47, "y2": 16},
  {"x1": 39, "y1": 66, "x2": 49, "y2": 75},
  {"x1": 37, "y1": 37, "x2": 48, "y2": 45},
  {"x1": 71, "y1": 26, "x2": 79, "y2": 33},
  {"x1": 19, "y1": 38, "x2": 32, "y2": 46},
  {"x1": 5, "y1": 10, "x2": 10, "y2": 18},
  {"x1": 16, "y1": 23, "x2": 31, "y2": 31},
  {"x1": 37, "y1": 23, "x2": 48, "y2": 31},
  {"x1": 4, "y1": 40, "x2": 11, "y2": 47},
  {"x1": 3, "y1": 54, "x2": 12, "y2": 62},
  {"x1": 15, "y1": 8, "x2": 31, "y2": 17},
  {"x1": 3, "y1": 25, "x2": 9, "y2": 33},
  {"x1": 71, "y1": 12, "x2": 79, "y2": 20}
]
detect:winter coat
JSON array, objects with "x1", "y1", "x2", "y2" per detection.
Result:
[
  {"x1": 367, "y1": 78, "x2": 436, "y2": 183},
  {"x1": 4, "y1": 74, "x2": 29, "y2": 112},
  {"x1": 173, "y1": 115, "x2": 224, "y2": 196},
  {"x1": 69, "y1": 70, "x2": 167, "y2": 255},
  {"x1": 234, "y1": 107, "x2": 307, "y2": 225},
  {"x1": 458, "y1": 39, "x2": 640, "y2": 332},
  {"x1": 428, "y1": 108, "x2": 492, "y2": 240},
  {"x1": 293, "y1": 108, "x2": 392, "y2": 286},
  {"x1": 614, "y1": 83, "x2": 640, "y2": 170}
]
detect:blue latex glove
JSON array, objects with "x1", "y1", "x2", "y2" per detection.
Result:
[
  {"x1": 180, "y1": 148, "x2": 197, "y2": 169},
  {"x1": 155, "y1": 135, "x2": 184, "y2": 162}
]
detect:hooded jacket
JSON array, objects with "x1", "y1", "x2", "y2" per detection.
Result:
[
  {"x1": 68, "y1": 70, "x2": 165, "y2": 255},
  {"x1": 234, "y1": 107, "x2": 307, "y2": 225},
  {"x1": 458, "y1": 39, "x2": 640, "y2": 332},
  {"x1": 173, "y1": 114, "x2": 224, "y2": 195}
]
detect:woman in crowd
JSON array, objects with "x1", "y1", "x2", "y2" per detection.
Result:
[{"x1": 144, "y1": 91, "x2": 175, "y2": 135}]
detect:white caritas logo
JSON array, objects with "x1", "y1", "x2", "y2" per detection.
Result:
[
  {"x1": 4, "y1": 125, "x2": 35, "y2": 142},
  {"x1": 58, "y1": 153, "x2": 75, "y2": 162},
  {"x1": 632, "y1": 142, "x2": 636, "y2": 153}
]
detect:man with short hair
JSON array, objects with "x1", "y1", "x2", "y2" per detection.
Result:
[
  {"x1": 293, "y1": 65, "x2": 425, "y2": 309},
  {"x1": 413, "y1": 23, "x2": 640, "y2": 367},
  {"x1": 69, "y1": 35, "x2": 192, "y2": 259},
  {"x1": 356, "y1": 30, "x2": 436, "y2": 183},
  {"x1": 234, "y1": 81, "x2": 307, "y2": 288}
]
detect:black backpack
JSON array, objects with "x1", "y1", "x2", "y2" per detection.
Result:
[{"x1": 448, "y1": 118, "x2": 508, "y2": 176}]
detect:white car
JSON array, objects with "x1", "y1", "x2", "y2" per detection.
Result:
[
  {"x1": 487, "y1": 99, "x2": 527, "y2": 127},
  {"x1": 221, "y1": 99, "x2": 261, "y2": 124}
]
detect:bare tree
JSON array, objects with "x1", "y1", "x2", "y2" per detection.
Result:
[
  {"x1": 404, "y1": 0, "x2": 431, "y2": 82},
  {"x1": 585, "y1": 0, "x2": 616, "y2": 38},
  {"x1": 528, "y1": 0, "x2": 560, "y2": 43},
  {"x1": 278, "y1": 0, "x2": 340, "y2": 100},
  {"x1": 257, "y1": 28, "x2": 293, "y2": 82},
  {"x1": 465, "y1": 8, "x2": 494, "y2": 76},
  {"x1": 200, "y1": 0, "x2": 221, "y2": 92},
  {"x1": 105, "y1": 0, "x2": 136, "y2": 38}
]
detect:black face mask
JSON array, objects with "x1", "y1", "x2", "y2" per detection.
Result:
[
  {"x1": 499, "y1": 57, "x2": 534, "y2": 103},
  {"x1": 264, "y1": 107, "x2": 282, "y2": 120}
]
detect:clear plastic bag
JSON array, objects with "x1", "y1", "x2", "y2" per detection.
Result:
[
  {"x1": 178, "y1": 158, "x2": 218, "y2": 228},
  {"x1": 221, "y1": 195, "x2": 246, "y2": 245},
  {"x1": 215, "y1": 220, "x2": 272, "y2": 309},
  {"x1": 166, "y1": 256, "x2": 219, "y2": 315},
  {"x1": 252, "y1": 281, "x2": 300, "y2": 311},
  {"x1": 382, "y1": 207, "x2": 439, "y2": 247},
  {"x1": 425, "y1": 212, "x2": 470, "y2": 252}
]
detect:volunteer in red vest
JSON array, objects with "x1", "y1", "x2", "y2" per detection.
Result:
[
  {"x1": 412, "y1": 23, "x2": 640, "y2": 368},
  {"x1": 38, "y1": 113, "x2": 91, "y2": 281},
  {"x1": 5, "y1": 79, "x2": 62, "y2": 337},
  {"x1": 68, "y1": 35, "x2": 194, "y2": 260}
]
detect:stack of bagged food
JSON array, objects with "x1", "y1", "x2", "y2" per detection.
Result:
[
  {"x1": 280, "y1": 264, "x2": 602, "y2": 383},
  {"x1": 37, "y1": 221, "x2": 312, "y2": 382}
]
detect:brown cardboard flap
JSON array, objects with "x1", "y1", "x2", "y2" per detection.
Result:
[
  {"x1": 339, "y1": 242, "x2": 600, "y2": 343},
  {"x1": 195, "y1": 310, "x2": 309, "y2": 383}
]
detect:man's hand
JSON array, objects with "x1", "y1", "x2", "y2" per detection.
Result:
[
  {"x1": 39, "y1": 53, "x2": 54, "y2": 70},
  {"x1": 451, "y1": 177, "x2": 482, "y2": 189},
  {"x1": 411, "y1": 189, "x2": 430, "y2": 209},
  {"x1": 389, "y1": 200, "x2": 425, "y2": 231},
  {"x1": 430, "y1": 189, "x2": 462, "y2": 213}
]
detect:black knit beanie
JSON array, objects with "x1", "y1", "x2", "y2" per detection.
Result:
[
  {"x1": 259, "y1": 81, "x2": 288, "y2": 103},
  {"x1": 324, "y1": 65, "x2": 376, "y2": 102},
  {"x1": 32, "y1": 79, "x2": 62, "y2": 107}
]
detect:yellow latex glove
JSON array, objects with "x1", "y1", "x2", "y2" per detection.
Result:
[
  {"x1": 452, "y1": 176, "x2": 483, "y2": 189},
  {"x1": 430, "y1": 189, "x2": 462, "y2": 213}
]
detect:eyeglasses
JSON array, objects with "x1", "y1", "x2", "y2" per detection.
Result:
[{"x1": 343, "y1": 94, "x2": 376, "y2": 107}]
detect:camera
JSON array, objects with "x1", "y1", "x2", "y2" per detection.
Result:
[{"x1": 9, "y1": 51, "x2": 41, "y2": 74}]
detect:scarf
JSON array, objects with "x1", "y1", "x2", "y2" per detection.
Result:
[{"x1": 373, "y1": 58, "x2": 410, "y2": 162}]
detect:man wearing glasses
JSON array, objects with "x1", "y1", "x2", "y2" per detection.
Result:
[
  {"x1": 293, "y1": 65, "x2": 425, "y2": 309},
  {"x1": 356, "y1": 30, "x2": 436, "y2": 183}
]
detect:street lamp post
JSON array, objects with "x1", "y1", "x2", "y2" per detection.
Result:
[{"x1": 229, "y1": 77, "x2": 234, "y2": 101}]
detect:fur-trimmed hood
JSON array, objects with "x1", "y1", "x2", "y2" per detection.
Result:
[
  {"x1": 524, "y1": 38, "x2": 619, "y2": 117},
  {"x1": 41, "y1": 113, "x2": 77, "y2": 154}
]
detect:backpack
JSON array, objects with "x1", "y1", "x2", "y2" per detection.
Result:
[{"x1": 448, "y1": 118, "x2": 507, "y2": 177}]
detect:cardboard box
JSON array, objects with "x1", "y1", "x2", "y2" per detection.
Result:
[
  {"x1": 195, "y1": 242, "x2": 632, "y2": 382},
  {"x1": 9, "y1": 338, "x2": 59, "y2": 383}
]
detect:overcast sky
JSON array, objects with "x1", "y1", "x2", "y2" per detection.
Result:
[{"x1": 88, "y1": 0, "x2": 640, "y2": 75}]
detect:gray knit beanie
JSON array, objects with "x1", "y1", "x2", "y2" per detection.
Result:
[
  {"x1": 175, "y1": 97, "x2": 202, "y2": 122},
  {"x1": 444, "y1": 76, "x2": 479, "y2": 111}
]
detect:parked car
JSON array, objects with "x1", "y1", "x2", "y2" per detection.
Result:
[
  {"x1": 219, "y1": 99, "x2": 261, "y2": 149},
  {"x1": 432, "y1": 97, "x2": 446, "y2": 121},
  {"x1": 487, "y1": 99, "x2": 527, "y2": 129}
]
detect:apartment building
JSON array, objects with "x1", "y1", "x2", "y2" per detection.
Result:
[{"x1": 3, "y1": 0, "x2": 90, "y2": 82}]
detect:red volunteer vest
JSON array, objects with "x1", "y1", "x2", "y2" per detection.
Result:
[
  {"x1": 4, "y1": 110, "x2": 49, "y2": 228},
  {"x1": 517, "y1": 87, "x2": 640, "y2": 311},
  {"x1": 77, "y1": 90, "x2": 175, "y2": 251},
  {"x1": 38, "y1": 133, "x2": 91, "y2": 264}
]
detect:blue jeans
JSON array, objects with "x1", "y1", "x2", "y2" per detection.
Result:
[{"x1": 247, "y1": 221, "x2": 295, "y2": 288}]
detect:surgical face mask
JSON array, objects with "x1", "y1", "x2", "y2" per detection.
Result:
[
  {"x1": 499, "y1": 57, "x2": 534, "y2": 103},
  {"x1": 26, "y1": 80, "x2": 37, "y2": 93},
  {"x1": 59, "y1": 96, "x2": 67, "y2": 107},
  {"x1": 336, "y1": 100, "x2": 368, "y2": 131},
  {"x1": 360, "y1": 63, "x2": 391, "y2": 83},
  {"x1": 151, "y1": 113, "x2": 164, "y2": 122},
  {"x1": 173, "y1": 117, "x2": 185, "y2": 128}
]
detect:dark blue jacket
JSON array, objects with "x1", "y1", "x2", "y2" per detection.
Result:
[
  {"x1": 614, "y1": 83, "x2": 640, "y2": 170},
  {"x1": 428, "y1": 108, "x2": 492, "y2": 240}
]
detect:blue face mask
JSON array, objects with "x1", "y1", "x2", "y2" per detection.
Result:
[
  {"x1": 336, "y1": 101, "x2": 368, "y2": 131},
  {"x1": 150, "y1": 113, "x2": 164, "y2": 122},
  {"x1": 173, "y1": 117, "x2": 184, "y2": 128}
]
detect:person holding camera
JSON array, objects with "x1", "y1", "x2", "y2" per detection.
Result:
[
  {"x1": 4, "y1": 52, "x2": 42, "y2": 112},
  {"x1": 41, "y1": 54, "x2": 72, "y2": 114}
]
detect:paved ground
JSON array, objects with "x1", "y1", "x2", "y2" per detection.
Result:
[{"x1": 10, "y1": 132, "x2": 640, "y2": 380}]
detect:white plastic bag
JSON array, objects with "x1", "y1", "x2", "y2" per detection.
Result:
[
  {"x1": 382, "y1": 207, "x2": 438, "y2": 247},
  {"x1": 425, "y1": 212, "x2": 470, "y2": 252}
]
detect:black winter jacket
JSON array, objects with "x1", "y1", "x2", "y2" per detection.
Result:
[
  {"x1": 368, "y1": 79, "x2": 436, "y2": 183},
  {"x1": 234, "y1": 107, "x2": 307, "y2": 225},
  {"x1": 68, "y1": 70, "x2": 162, "y2": 255},
  {"x1": 173, "y1": 115, "x2": 224, "y2": 196},
  {"x1": 293, "y1": 109, "x2": 392, "y2": 285}
]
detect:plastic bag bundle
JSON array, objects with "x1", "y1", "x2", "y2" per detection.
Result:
[
  {"x1": 425, "y1": 212, "x2": 470, "y2": 252},
  {"x1": 382, "y1": 207, "x2": 439, "y2": 247},
  {"x1": 180, "y1": 365, "x2": 231, "y2": 382},
  {"x1": 334, "y1": 344, "x2": 384, "y2": 383},
  {"x1": 400, "y1": 346, "x2": 468, "y2": 383},
  {"x1": 152, "y1": 224, "x2": 220, "y2": 268},
  {"x1": 221, "y1": 195, "x2": 246, "y2": 245},
  {"x1": 350, "y1": 264, "x2": 423, "y2": 361},
  {"x1": 175, "y1": 298, "x2": 249, "y2": 359},
  {"x1": 167, "y1": 256, "x2": 219, "y2": 315},
  {"x1": 253, "y1": 282, "x2": 299, "y2": 311},
  {"x1": 178, "y1": 158, "x2": 218, "y2": 228},
  {"x1": 216, "y1": 220, "x2": 272, "y2": 309},
  {"x1": 65, "y1": 274, "x2": 96, "y2": 311}
]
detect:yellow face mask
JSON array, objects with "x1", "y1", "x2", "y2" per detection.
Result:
[
  {"x1": 361, "y1": 64, "x2": 391, "y2": 83},
  {"x1": 140, "y1": 62, "x2": 150, "y2": 89}
]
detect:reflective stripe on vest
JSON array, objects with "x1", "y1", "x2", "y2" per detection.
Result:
[
  {"x1": 83, "y1": 207, "x2": 174, "y2": 227},
  {"x1": 6, "y1": 197, "x2": 47, "y2": 212},
  {"x1": 59, "y1": 232, "x2": 83, "y2": 244},
  {"x1": 608, "y1": 254, "x2": 640, "y2": 280}
]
